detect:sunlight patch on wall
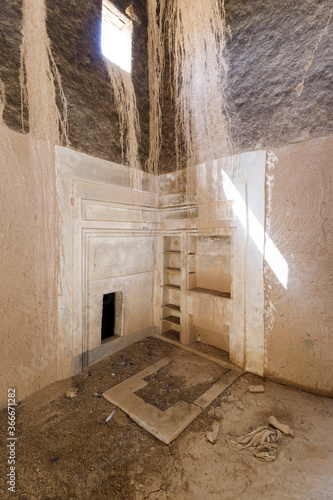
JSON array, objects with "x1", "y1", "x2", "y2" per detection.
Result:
[{"x1": 222, "y1": 171, "x2": 289, "y2": 289}]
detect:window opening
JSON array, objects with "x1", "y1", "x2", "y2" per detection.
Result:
[{"x1": 101, "y1": 1, "x2": 132, "y2": 73}]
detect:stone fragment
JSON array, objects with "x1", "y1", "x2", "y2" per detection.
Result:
[
  {"x1": 249, "y1": 385, "x2": 265, "y2": 393},
  {"x1": 207, "y1": 422, "x2": 220, "y2": 444},
  {"x1": 65, "y1": 388, "x2": 78, "y2": 398},
  {"x1": 214, "y1": 407, "x2": 224, "y2": 419},
  {"x1": 268, "y1": 416, "x2": 294, "y2": 437}
]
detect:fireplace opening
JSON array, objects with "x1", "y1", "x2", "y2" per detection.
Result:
[{"x1": 101, "y1": 292, "x2": 116, "y2": 341}]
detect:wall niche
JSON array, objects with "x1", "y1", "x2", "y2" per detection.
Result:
[
  {"x1": 101, "y1": 291, "x2": 123, "y2": 342},
  {"x1": 187, "y1": 235, "x2": 232, "y2": 298}
]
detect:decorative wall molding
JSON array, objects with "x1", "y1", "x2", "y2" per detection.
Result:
[{"x1": 56, "y1": 146, "x2": 266, "y2": 376}]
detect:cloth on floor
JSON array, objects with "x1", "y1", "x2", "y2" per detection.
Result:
[{"x1": 226, "y1": 416, "x2": 293, "y2": 462}]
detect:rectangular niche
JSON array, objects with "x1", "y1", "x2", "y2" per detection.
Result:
[
  {"x1": 187, "y1": 235, "x2": 232, "y2": 298},
  {"x1": 163, "y1": 235, "x2": 181, "y2": 253},
  {"x1": 101, "y1": 291, "x2": 123, "y2": 343}
]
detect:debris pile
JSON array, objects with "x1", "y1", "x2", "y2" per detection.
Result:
[{"x1": 226, "y1": 416, "x2": 294, "y2": 462}]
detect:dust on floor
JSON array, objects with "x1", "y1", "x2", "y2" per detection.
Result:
[{"x1": 1, "y1": 337, "x2": 333, "y2": 499}]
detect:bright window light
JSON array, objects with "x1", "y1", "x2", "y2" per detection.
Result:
[{"x1": 101, "y1": 1, "x2": 132, "y2": 73}]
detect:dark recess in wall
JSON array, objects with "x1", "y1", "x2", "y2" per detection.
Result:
[{"x1": 101, "y1": 292, "x2": 115, "y2": 341}]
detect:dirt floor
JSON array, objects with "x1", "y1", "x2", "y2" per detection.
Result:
[{"x1": 1, "y1": 337, "x2": 333, "y2": 499}]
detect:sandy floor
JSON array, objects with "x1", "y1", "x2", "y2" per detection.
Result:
[{"x1": 1, "y1": 337, "x2": 333, "y2": 499}]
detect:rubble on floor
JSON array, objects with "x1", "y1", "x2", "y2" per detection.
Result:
[
  {"x1": 226, "y1": 416, "x2": 294, "y2": 462},
  {"x1": 0, "y1": 337, "x2": 332, "y2": 500}
]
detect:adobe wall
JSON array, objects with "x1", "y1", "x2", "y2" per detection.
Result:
[{"x1": 265, "y1": 135, "x2": 333, "y2": 396}]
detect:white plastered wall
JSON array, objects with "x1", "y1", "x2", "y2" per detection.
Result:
[
  {"x1": 56, "y1": 146, "x2": 266, "y2": 376},
  {"x1": 55, "y1": 146, "x2": 159, "y2": 373},
  {"x1": 157, "y1": 150, "x2": 266, "y2": 375}
]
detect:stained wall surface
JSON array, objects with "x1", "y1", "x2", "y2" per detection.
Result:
[
  {"x1": 0, "y1": 0, "x2": 68, "y2": 409},
  {"x1": 44, "y1": 0, "x2": 149, "y2": 168},
  {"x1": 224, "y1": 0, "x2": 333, "y2": 155},
  {"x1": 2, "y1": 1, "x2": 332, "y2": 173},
  {"x1": 0, "y1": 0, "x2": 149, "y2": 166},
  {"x1": 265, "y1": 135, "x2": 333, "y2": 396},
  {"x1": 0, "y1": 0, "x2": 29, "y2": 131},
  {"x1": 0, "y1": 129, "x2": 60, "y2": 409},
  {"x1": 159, "y1": 0, "x2": 333, "y2": 172}
]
